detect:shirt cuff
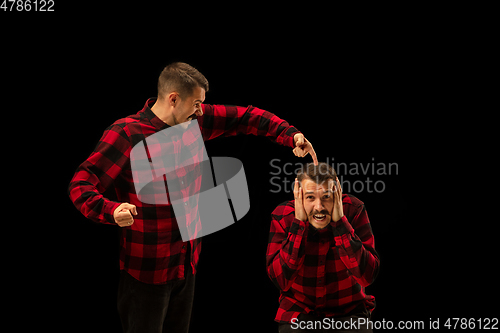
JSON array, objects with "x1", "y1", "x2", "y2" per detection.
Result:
[
  {"x1": 289, "y1": 217, "x2": 308, "y2": 235},
  {"x1": 287, "y1": 130, "x2": 301, "y2": 148},
  {"x1": 104, "y1": 200, "x2": 121, "y2": 225},
  {"x1": 332, "y1": 215, "x2": 354, "y2": 236}
]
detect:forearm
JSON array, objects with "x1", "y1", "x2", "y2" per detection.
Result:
[
  {"x1": 68, "y1": 124, "x2": 130, "y2": 224},
  {"x1": 266, "y1": 217, "x2": 308, "y2": 291},
  {"x1": 68, "y1": 165, "x2": 121, "y2": 224},
  {"x1": 332, "y1": 216, "x2": 380, "y2": 286},
  {"x1": 199, "y1": 104, "x2": 300, "y2": 147}
]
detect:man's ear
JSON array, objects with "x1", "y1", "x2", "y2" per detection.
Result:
[{"x1": 168, "y1": 92, "x2": 179, "y2": 106}]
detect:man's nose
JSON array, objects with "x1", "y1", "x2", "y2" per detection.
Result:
[
  {"x1": 313, "y1": 199, "x2": 324, "y2": 211},
  {"x1": 195, "y1": 107, "x2": 203, "y2": 117}
]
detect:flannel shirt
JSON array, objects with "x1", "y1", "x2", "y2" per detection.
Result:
[
  {"x1": 266, "y1": 195, "x2": 380, "y2": 323},
  {"x1": 68, "y1": 98, "x2": 300, "y2": 284}
]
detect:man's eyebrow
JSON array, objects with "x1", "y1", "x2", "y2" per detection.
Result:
[
  {"x1": 305, "y1": 189, "x2": 332, "y2": 195},
  {"x1": 194, "y1": 99, "x2": 203, "y2": 103}
]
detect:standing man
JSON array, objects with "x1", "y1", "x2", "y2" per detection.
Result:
[
  {"x1": 68, "y1": 62, "x2": 317, "y2": 333},
  {"x1": 266, "y1": 163, "x2": 379, "y2": 332}
]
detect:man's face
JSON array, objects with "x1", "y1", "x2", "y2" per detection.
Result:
[
  {"x1": 172, "y1": 85, "x2": 205, "y2": 126},
  {"x1": 301, "y1": 178, "x2": 335, "y2": 229}
]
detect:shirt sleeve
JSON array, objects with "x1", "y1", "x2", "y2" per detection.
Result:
[
  {"x1": 68, "y1": 124, "x2": 130, "y2": 224},
  {"x1": 266, "y1": 201, "x2": 308, "y2": 292},
  {"x1": 198, "y1": 104, "x2": 300, "y2": 147},
  {"x1": 332, "y1": 204, "x2": 380, "y2": 287}
]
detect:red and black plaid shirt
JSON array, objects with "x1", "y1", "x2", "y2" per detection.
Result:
[
  {"x1": 266, "y1": 195, "x2": 380, "y2": 323},
  {"x1": 69, "y1": 98, "x2": 300, "y2": 284}
]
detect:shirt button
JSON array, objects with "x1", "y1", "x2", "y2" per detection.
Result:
[
  {"x1": 300, "y1": 227, "x2": 304, "y2": 231},
  {"x1": 181, "y1": 181, "x2": 184, "y2": 184},
  {"x1": 185, "y1": 202, "x2": 188, "y2": 206}
]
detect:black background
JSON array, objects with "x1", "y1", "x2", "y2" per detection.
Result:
[{"x1": 3, "y1": 5, "x2": 496, "y2": 332}]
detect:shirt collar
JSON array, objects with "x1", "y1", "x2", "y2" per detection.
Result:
[
  {"x1": 308, "y1": 221, "x2": 333, "y2": 236},
  {"x1": 142, "y1": 97, "x2": 171, "y2": 131}
]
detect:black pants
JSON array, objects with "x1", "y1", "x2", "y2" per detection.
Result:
[
  {"x1": 117, "y1": 266, "x2": 195, "y2": 333},
  {"x1": 279, "y1": 311, "x2": 373, "y2": 333}
]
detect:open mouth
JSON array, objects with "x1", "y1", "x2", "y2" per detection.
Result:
[{"x1": 313, "y1": 214, "x2": 327, "y2": 222}]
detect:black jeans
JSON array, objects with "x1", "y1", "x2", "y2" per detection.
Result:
[
  {"x1": 278, "y1": 311, "x2": 373, "y2": 333},
  {"x1": 117, "y1": 266, "x2": 195, "y2": 333}
]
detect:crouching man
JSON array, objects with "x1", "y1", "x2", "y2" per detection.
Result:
[{"x1": 266, "y1": 163, "x2": 380, "y2": 333}]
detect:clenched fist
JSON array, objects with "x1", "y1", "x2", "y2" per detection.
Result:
[{"x1": 113, "y1": 203, "x2": 138, "y2": 227}]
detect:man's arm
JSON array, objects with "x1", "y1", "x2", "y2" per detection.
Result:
[
  {"x1": 199, "y1": 104, "x2": 317, "y2": 164},
  {"x1": 266, "y1": 179, "x2": 311, "y2": 291},
  {"x1": 332, "y1": 198, "x2": 380, "y2": 286},
  {"x1": 332, "y1": 209, "x2": 380, "y2": 286},
  {"x1": 266, "y1": 201, "x2": 308, "y2": 292},
  {"x1": 68, "y1": 124, "x2": 131, "y2": 225}
]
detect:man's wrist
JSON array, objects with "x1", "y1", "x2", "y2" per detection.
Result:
[
  {"x1": 291, "y1": 217, "x2": 308, "y2": 234},
  {"x1": 333, "y1": 213, "x2": 345, "y2": 223},
  {"x1": 331, "y1": 215, "x2": 352, "y2": 236}
]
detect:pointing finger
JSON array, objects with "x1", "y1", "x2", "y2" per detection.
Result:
[{"x1": 309, "y1": 145, "x2": 318, "y2": 165}]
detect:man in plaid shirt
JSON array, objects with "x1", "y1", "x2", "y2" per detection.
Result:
[
  {"x1": 266, "y1": 163, "x2": 380, "y2": 332},
  {"x1": 68, "y1": 62, "x2": 317, "y2": 333}
]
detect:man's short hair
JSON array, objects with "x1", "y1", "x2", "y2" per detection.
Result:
[
  {"x1": 296, "y1": 162, "x2": 337, "y2": 184},
  {"x1": 157, "y1": 62, "x2": 209, "y2": 99}
]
